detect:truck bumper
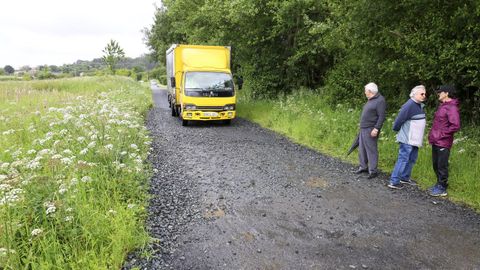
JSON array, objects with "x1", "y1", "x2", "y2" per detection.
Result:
[{"x1": 181, "y1": 110, "x2": 236, "y2": 121}]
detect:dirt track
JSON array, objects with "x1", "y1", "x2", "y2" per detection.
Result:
[{"x1": 123, "y1": 84, "x2": 480, "y2": 269}]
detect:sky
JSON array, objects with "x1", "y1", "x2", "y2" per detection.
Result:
[{"x1": 0, "y1": 0, "x2": 161, "y2": 69}]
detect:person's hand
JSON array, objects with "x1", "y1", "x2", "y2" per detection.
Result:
[{"x1": 371, "y1": 128, "x2": 379, "y2": 137}]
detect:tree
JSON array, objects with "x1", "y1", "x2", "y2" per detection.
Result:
[
  {"x1": 4, "y1": 65, "x2": 14, "y2": 74},
  {"x1": 102, "y1": 39, "x2": 125, "y2": 74}
]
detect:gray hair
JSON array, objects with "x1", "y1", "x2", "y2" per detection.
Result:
[
  {"x1": 409, "y1": 85, "x2": 426, "y2": 98},
  {"x1": 364, "y1": 82, "x2": 378, "y2": 94}
]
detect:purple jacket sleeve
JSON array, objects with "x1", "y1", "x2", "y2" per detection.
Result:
[{"x1": 446, "y1": 106, "x2": 461, "y2": 135}]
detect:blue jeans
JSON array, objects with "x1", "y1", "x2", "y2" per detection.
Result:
[{"x1": 390, "y1": 143, "x2": 419, "y2": 185}]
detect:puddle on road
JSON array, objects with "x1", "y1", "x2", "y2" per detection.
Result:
[{"x1": 305, "y1": 177, "x2": 329, "y2": 189}]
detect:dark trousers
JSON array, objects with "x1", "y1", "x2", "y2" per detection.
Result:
[
  {"x1": 358, "y1": 127, "x2": 378, "y2": 174},
  {"x1": 432, "y1": 145, "x2": 450, "y2": 188}
]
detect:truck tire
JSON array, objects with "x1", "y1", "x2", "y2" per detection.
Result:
[
  {"x1": 224, "y1": 119, "x2": 231, "y2": 125},
  {"x1": 171, "y1": 105, "x2": 177, "y2": 116},
  {"x1": 182, "y1": 120, "x2": 188, "y2": 126}
]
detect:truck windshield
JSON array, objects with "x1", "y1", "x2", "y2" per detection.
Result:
[{"x1": 185, "y1": 72, "x2": 234, "y2": 97}]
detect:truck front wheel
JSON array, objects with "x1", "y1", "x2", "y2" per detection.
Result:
[
  {"x1": 182, "y1": 120, "x2": 188, "y2": 126},
  {"x1": 171, "y1": 105, "x2": 177, "y2": 116}
]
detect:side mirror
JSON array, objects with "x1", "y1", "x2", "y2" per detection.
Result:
[
  {"x1": 236, "y1": 76, "x2": 243, "y2": 90},
  {"x1": 170, "y1": 77, "x2": 176, "y2": 87}
]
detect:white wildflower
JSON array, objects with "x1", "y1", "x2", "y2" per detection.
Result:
[
  {"x1": 108, "y1": 209, "x2": 117, "y2": 215},
  {"x1": 81, "y1": 176, "x2": 92, "y2": 183},
  {"x1": 80, "y1": 148, "x2": 88, "y2": 155},
  {"x1": 52, "y1": 154, "x2": 63, "y2": 159},
  {"x1": 120, "y1": 151, "x2": 127, "y2": 156},
  {"x1": 127, "y1": 204, "x2": 136, "y2": 209},
  {"x1": 66, "y1": 207, "x2": 73, "y2": 212},
  {"x1": 104, "y1": 144, "x2": 113, "y2": 150},
  {"x1": 38, "y1": 149, "x2": 51, "y2": 156},
  {"x1": 46, "y1": 205, "x2": 56, "y2": 215},
  {"x1": 453, "y1": 136, "x2": 468, "y2": 145},
  {"x1": 31, "y1": 228, "x2": 43, "y2": 237},
  {"x1": 26, "y1": 160, "x2": 41, "y2": 170},
  {"x1": 458, "y1": 148, "x2": 465, "y2": 153},
  {"x1": 0, "y1": 248, "x2": 16, "y2": 256},
  {"x1": 10, "y1": 161, "x2": 22, "y2": 168},
  {"x1": 0, "y1": 184, "x2": 11, "y2": 191},
  {"x1": 87, "y1": 141, "x2": 96, "y2": 148},
  {"x1": 2, "y1": 129, "x2": 15, "y2": 135},
  {"x1": 63, "y1": 113, "x2": 73, "y2": 122},
  {"x1": 63, "y1": 149, "x2": 73, "y2": 155},
  {"x1": 27, "y1": 149, "x2": 37, "y2": 155},
  {"x1": 58, "y1": 184, "x2": 68, "y2": 194},
  {"x1": 130, "y1": 144, "x2": 138, "y2": 150},
  {"x1": 77, "y1": 137, "x2": 86, "y2": 143},
  {"x1": 59, "y1": 129, "x2": 68, "y2": 135},
  {"x1": 64, "y1": 216, "x2": 73, "y2": 222},
  {"x1": 45, "y1": 132, "x2": 54, "y2": 139},
  {"x1": 61, "y1": 157, "x2": 73, "y2": 165},
  {"x1": 70, "y1": 178, "x2": 78, "y2": 186},
  {"x1": 0, "y1": 175, "x2": 7, "y2": 181},
  {"x1": 12, "y1": 150, "x2": 22, "y2": 158}
]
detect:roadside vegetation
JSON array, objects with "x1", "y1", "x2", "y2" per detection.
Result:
[
  {"x1": 0, "y1": 76, "x2": 152, "y2": 269},
  {"x1": 238, "y1": 90, "x2": 480, "y2": 210}
]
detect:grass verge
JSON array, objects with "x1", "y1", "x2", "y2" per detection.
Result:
[
  {"x1": 237, "y1": 89, "x2": 480, "y2": 210},
  {"x1": 0, "y1": 76, "x2": 152, "y2": 269}
]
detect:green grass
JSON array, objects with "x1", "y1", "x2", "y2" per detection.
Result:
[
  {"x1": 0, "y1": 76, "x2": 152, "y2": 269},
  {"x1": 238, "y1": 89, "x2": 480, "y2": 210}
]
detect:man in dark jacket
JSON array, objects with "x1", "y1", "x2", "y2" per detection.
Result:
[
  {"x1": 428, "y1": 85, "x2": 461, "y2": 196},
  {"x1": 355, "y1": 82, "x2": 386, "y2": 179}
]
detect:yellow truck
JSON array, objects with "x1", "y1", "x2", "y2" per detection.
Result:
[{"x1": 166, "y1": 44, "x2": 236, "y2": 126}]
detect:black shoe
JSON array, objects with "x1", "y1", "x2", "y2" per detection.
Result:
[
  {"x1": 354, "y1": 168, "x2": 368, "y2": 174},
  {"x1": 367, "y1": 172, "x2": 378, "y2": 179}
]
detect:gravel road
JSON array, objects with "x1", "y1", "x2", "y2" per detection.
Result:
[{"x1": 123, "y1": 84, "x2": 480, "y2": 270}]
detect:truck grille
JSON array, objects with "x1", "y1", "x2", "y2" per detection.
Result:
[{"x1": 196, "y1": 106, "x2": 224, "y2": 111}]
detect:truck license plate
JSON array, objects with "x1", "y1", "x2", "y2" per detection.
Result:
[{"x1": 203, "y1": 112, "x2": 218, "y2": 117}]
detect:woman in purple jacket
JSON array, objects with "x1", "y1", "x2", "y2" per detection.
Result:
[{"x1": 428, "y1": 85, "x2": 461, "y2": 197}]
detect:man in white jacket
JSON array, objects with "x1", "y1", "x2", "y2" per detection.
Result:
[{"x1": 388, "y1": 85, "x2": 427, "y2": 189}]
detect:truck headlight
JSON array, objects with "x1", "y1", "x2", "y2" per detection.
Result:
[
  {"x1": 223, "y1": 104, "x2": 235, "y2": 111},
  {"x1": 184, "y1": 104, "x2": 196, "y2": 110}
]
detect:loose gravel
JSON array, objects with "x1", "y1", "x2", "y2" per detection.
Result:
[{"x1": 123, "y1": 85, "x2": 480, "y2": 269}]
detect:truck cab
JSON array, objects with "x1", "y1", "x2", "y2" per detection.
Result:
[{"x1": 166, "y1": 44, "x2": 236, "y2": 126}]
